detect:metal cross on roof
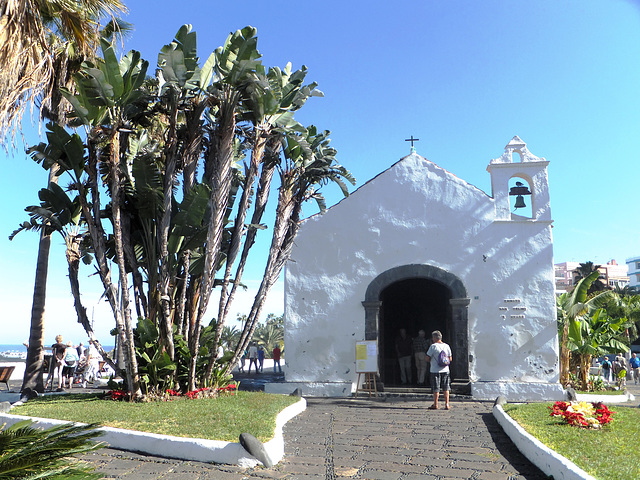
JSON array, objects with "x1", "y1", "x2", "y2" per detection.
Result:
[{"x1": 405, "y1": 135, "x2": 419, "y2": 147}]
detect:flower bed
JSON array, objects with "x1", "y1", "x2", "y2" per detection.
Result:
[
  {"x1": 107, "y1": 383, "x2": 237, "y2": 401},
  {"x1": 549, "y1": 401, "x2": 614, "y2": 429}
]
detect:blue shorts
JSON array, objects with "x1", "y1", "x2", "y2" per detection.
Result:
[{"x1": 430, "y1": 372, "x2": 450, "y2": 392}]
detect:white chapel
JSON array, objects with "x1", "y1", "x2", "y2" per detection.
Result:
[{"x1": 266, "y1": 136, "x2": 564, "y2": 401}]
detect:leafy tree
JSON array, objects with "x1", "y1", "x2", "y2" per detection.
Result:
[
  {"x1": 557, "y1": 271, "x2": 629, "y2": 389},
  {"x1": 253, "y1": 316, "x2": 283, "y2": 356},
  {"x1": 0, "y1": 0, "x2": 128, "y2": 395},
  {"x1": 22, "y1": 25, "x2": 353, "y2": 398},
  {"x1": 567, "y1": 308, "x2": 630, "y2": 391}
]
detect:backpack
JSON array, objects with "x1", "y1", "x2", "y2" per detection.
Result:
[{"x1": 437, "y1": 349, "x2": 450, "y2": 367}]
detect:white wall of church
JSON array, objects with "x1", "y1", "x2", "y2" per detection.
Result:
[{"x1": 284, "y1": 151, "x2": 560, "y2": 396}]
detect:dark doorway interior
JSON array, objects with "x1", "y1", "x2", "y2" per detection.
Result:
[{"x1": 380, "y1": 278, "x2": 452, "y2": 386}]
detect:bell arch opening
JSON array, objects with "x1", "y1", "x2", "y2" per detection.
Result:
[{"x1": 362, "y1": 264, "x2": 470, "y2": 386}]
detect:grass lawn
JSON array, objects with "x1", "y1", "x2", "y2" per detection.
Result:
[
  {"x1": 504, "y1": 402, "x2": 640, "y2": 479},
  {"x1": 576, "y1": 389, "x2": 625, "y2": 395},
  {"x1": 9, "y1": 391, "x2": 299, "y2": 443}
]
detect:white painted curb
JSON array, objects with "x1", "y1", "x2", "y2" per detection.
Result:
[
  {"x1": 576, "y1": 392, "x2": 634, "y2": 403},
  {"x1": 493, "y1": 404, "x2": 596, "y2": 480},
  {"x1": 0, "y1": 397, "x2": 306, "y2": 467}
]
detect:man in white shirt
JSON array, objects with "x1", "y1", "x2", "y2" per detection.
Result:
[{"x1": 425, "y1": 330, "x2": 452, "y2": 410}]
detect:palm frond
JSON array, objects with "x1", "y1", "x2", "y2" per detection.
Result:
[{"x1": 0, "y1": 420, "x2": 104, "y2": 479}]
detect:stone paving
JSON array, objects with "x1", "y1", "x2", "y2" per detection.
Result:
[{"x1": 77, "y1": 397, "x2": 549, "y2": 480}]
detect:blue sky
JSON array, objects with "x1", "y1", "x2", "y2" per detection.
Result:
[{"x1": 1, "y1": 0, "x2": 639, "y2": 344}]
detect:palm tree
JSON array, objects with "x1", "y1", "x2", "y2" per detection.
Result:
[
  {"x1": 0, "y1": 0, "x2": 127, "y2": 143},
  {"x1": 0, "y1": 0, "x2": 127, "y2": 394},
  {"x1": 573, "y1": 261, "x2": 607, "y2": 294}
]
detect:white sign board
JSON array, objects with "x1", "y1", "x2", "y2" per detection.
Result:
[{"x1": 355, "y1": 340, "x2": 378, "y2": 373}]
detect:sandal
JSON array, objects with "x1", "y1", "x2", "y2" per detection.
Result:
[
  {"x1": 444, "y1": 405, "x2": 451, "y2": 410},
  {"x1": 428, "y1": 405, "x2": 438, "y2": 410}
]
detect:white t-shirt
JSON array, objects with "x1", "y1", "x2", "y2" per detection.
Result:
[{"x1": 427, "y1": 342, "x2": 452, "y2": 374}]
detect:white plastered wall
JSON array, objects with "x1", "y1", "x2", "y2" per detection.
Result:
[{"x1": 281, "y1": 147, "x2": 562, "y2": 400}]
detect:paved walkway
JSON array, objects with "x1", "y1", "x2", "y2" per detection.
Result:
[
  {"x1": 77, "y1": 397, "x2": 548, "y2": 480},
  {"x1": 8, "y1": 374, "x2": 639, "y2": 479}
]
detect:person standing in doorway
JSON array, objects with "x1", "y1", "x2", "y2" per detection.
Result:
[
  {"x1": 395, "y1": 328, "x2": 413, "y2": 385},
  {"x1": 426, "y1": 330, "x2": 452, "y2": 410},
  {"x1": 413, "y1": 329, "x2": 429, "y2": 385}
]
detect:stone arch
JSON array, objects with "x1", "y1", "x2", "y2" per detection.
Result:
[{"x1": 362, "y1": 264, "x2": 470, "y2": 381}]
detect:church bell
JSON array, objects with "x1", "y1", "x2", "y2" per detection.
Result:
[
  {"x1": 509, "y1": 181, "x2": 531, "y2": 209},
  {"x1": 513, "y1": 195, "x2": 527, "y2": 209}
]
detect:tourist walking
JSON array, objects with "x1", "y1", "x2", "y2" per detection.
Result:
[
  {"x1": 426, "y1": 330, "x2": 452, "y2": 410},
  {"x1": 413, "y1": 329, "x2": 429, "y2": 385},
  {"x1": 630, "y1": 353, "x2": 640, "y2": 384},
  {"x1": 248, "y1": 342, "x2": 259, "y2": 373},
  {"x1": 273, "y1": 345, "x2": 282, "y2": 373},
  {"x1": 395, "y1": 328, "x2": 413, "y2": 385},
  {"x1": 601, "y1": 356, "x2": 612, "y2": 383},
  {"x1": 258, "y1": 346, "x2": 265, "y2": 372}
]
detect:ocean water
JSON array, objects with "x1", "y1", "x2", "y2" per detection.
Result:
[{"x1": 0, "y1": 344, "x2": 27, "y2": 353}]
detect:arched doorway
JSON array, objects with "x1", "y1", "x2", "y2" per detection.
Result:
[
  {"x1": 362, "y1": 264, "x2": 470, "y2": 386},
  {"x1": 380, "y1": 278, "x2": 451, "y2": 385}
]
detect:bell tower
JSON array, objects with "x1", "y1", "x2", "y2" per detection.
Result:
[{"x1": 486, "y1": 136, "x2": 551, "y2": 221}]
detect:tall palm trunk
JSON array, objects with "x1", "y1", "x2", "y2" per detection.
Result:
[
  {"x1": 21, "y1": 166, "x2": 59, "y2": 393},
  {"x1": 66, "y1": 232, "x2": 117, "y2": 371},
  {"x1": 560, "y1": 320, "x2": 570, "y2": 386},
  {"x1": 192, "y1": 90, "x2": 236, "y2": 389},
  {"x1": 109, "y1": 129, "x2": 141, "y2": 397},
  {"x1": 227, "y1": 187, "x2": 297, "y2": 375},
  {"x1": 578, "y1": 353, "x2": 591, "y2": 391}
]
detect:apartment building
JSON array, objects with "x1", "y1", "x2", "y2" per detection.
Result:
[
  {"x1": 626, "y1": 256, "x2": 640, "y2": 289},
  {"x1": 554, "y1": 260, "x2": 629, "y2": 294}
]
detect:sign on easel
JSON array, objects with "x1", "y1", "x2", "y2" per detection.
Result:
[
  {"x1": 355, "y1": 340, "x2": 378, "y2": 373},
  {"x1": 355, "y1": 340, "x2": 378, "y2": 397}
]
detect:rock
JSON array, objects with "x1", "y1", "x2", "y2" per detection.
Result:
[
  {"x1": 290, "y1": 387, "x2": 302, "y2": 397},
  {"x1": 0, "y1": 402, "x2": 11, "y2": 413},
  {"x1": 565, "y1": 387, "x2": 577, "y2": 401},
  {"x1": 239, "y1": 432, "x2": 273, "y2": 467},
  {"x1": 494, "y1": 396, "x2": 507, "y2": 406},
  {"x1": 20, "y1": 388, "x2": 39, "y2": 402}
]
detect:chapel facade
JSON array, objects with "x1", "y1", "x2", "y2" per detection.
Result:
[{"x1": 266, "y1": 137, "x2": 564, "y2": 401}]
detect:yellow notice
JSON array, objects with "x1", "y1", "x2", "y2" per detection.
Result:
[{"x1": 356, "y1": 343, "x2": 367, "y2": 360}]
